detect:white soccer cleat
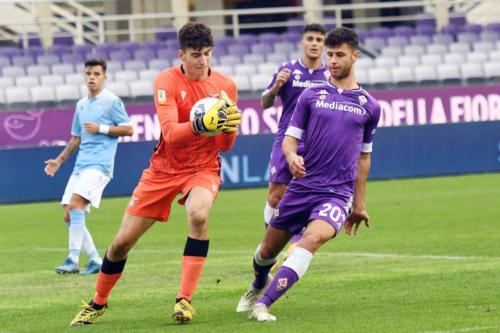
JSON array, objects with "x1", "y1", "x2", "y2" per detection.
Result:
[
  {"x1": 236, "y1": 274, "x2": 272, "y2": 312},
  {"x1": 248, "y1": 303, "x2": 276, "y2": 322}
]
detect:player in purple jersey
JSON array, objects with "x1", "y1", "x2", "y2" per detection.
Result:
[
  {"x1": 236, "y1": 27, "x2": 381, "y2": 321},
  {"x1": 260, "y1": 23, "x2": 328, "y2": 251}
]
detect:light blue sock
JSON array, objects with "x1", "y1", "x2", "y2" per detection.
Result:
[
  {"x1": 81, "y1": 227, "x2": 102, "y2": 264},
  {"x1": 68, "y1": 209, "x2": 86, "y2": 263}
]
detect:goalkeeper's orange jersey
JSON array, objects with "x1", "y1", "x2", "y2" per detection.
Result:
[{"x1": 149, "y1": 65, "x2": 238, "y2": 174}]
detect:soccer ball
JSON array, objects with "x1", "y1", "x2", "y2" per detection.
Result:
[{"x1": 190, "y1": 96, "x2": 221, "y2": 136}]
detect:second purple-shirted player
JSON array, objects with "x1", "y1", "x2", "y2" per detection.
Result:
[{"x1": 237, "y1": 27, "x2": 381, "y2": 322}]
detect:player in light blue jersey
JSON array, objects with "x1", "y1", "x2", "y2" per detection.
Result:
[
  {"x1": 44, "y1": 59, "x2": 133, "y2": 275},
  {"x1": 259, "y1": 23, "x2": 328, "y2": 264},
  {"x1": 237, "y1": 27, "x2": 381, "y2": 321}
]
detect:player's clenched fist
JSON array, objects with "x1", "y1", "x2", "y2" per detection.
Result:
[{"x1": 274, "y1": 68, "x2": 291, "y2": 89}]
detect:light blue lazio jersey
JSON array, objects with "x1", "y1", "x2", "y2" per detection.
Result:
[{"x1": 71, "y1": 89, "x2": 131, "y2": 178}]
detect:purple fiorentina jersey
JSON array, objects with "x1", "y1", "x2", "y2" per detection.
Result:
[
  {"x1": 264, "y1": 58, "x2": 329, "y2": 140},
  {"x1": 285, "y1": 82, "x2": 381, "y2": 197}
]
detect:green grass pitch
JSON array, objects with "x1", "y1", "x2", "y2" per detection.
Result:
[{"x1": 0, "y1": 173, "x2": 499, "y2": 333}]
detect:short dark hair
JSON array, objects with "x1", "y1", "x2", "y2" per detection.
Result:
[
  {"x1": 303, "y1": 23, "x2": 327, "y2": 36},
  {"x1": 178, "y1": 22, "x2": 213, "y2": 50},
  {"x1": 84, "y1": 58, "x2": 107, "y2": 72},
  {"x1": 324, "y1": 27, "x2": 359, "y2": 50}
]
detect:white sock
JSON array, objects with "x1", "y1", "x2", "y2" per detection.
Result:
[
  {"x1": 282, "y1": 246, "x2": 313, "y2": 278},
  {"x1": 68, "y1": 209, "x2": 86, "y2": 263},
  {"x1": 81, "y1": 227, "x2": 102, "y2": 264},
  {"x1": 263, "y1": 201, "x2": 276, "y2": 225}
]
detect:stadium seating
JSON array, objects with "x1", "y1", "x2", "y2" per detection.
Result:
[{"x1": 2, "y1": 18, "x2": 500, "y2": 106}]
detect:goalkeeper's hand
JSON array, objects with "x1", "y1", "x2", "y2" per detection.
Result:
[
  {"x1": 219, "y1": 91, "x2": 242, "y2": 133},
  {"x1": 192, "y1": 99, "x2": 228, "y2": 134}
]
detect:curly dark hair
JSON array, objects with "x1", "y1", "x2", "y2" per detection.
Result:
[
  {"x1": 84, "y1": 58, "x2": 107, "y2": 72},
  {"x1": 303, "y1": 23, "x2": 326, "y2": 36},
  {"x1": 325, "y1": 27, "x2": 359, "y2": 50},
  {"x1": 178, "y1": 22, "x2": 213, "y2": 50}
]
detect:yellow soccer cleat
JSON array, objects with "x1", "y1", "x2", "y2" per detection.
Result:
[
  {"x1": 70, "y1": 300, "x2": 107, "y2": 327},
  {"x1": 172, "y1": 299, "x2": 196, "y2": 324}
]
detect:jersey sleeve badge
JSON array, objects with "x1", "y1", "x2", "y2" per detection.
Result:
[{"x1": 157, "y1": 89, "x2": 167, "y2": 105}]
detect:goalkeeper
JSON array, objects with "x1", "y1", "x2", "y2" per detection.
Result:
[{"x1": 70, "y1": 22, "x2": 241, "y2": 327}]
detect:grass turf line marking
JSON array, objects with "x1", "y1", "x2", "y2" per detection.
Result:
[
  {"x1": 31, "y1": 248, "x2": 500, "y2": 261},
  {"x1": 420, "y1": 326, "x2": 499, "y2": 333}
]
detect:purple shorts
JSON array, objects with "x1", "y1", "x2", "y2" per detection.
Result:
[
  {"x1": 270, "y1": 189, "x2": 352, "y2": 237},
  {"x1": 269, "y1": 138, "x2": 304, "y2": 184}
]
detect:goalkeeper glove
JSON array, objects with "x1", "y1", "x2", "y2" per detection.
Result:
[
  {"x1": 219, "y1": 91, "x2": 242, "y2": 133},
  {"x1": 192, "y1": 99, "x2": 228, "y2": 134}
]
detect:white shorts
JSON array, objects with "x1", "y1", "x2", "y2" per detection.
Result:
[{"x1": 61, "y1": 168, "x2": 111, "y2": 212}]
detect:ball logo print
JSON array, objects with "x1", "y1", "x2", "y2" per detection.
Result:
[{"x1": 190, "y1": 97, "x2": 222, "y2": 136}]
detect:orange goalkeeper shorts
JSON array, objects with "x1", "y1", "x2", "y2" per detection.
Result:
[{"x1": 126, "y1": 167, "x2": 221, "y2": 222}]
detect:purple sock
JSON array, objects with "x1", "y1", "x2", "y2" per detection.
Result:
[
  {"x1": 252, "y1": 258, "x2": 274, "y2": 290},
  {"x1": 257, "y1": 266, "x2": 299, "y2": 307}
]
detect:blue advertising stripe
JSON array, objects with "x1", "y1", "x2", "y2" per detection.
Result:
[{"x1": 1, "y1": 122, "x2": 499, "y2": 203}]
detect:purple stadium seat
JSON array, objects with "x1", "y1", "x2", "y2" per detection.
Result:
[
  {"x1": 457, "y1": 32, "x2": 479, "y2": 44},
  {"x1": 95, "y1": 43, "x2": 117, "y2": 58},
  {"x1": 109, "y1": 50, "x2": 133, "y2": 62},
  {"x1": 387, "y1": 36, "x2": 409, "y2": 47},
  {"x1": 46, "y1": 45, "x2": 71, "y2": 57},
  {"x1": 258, "y1": 32, "x2": 282, "y2": 44},
  {"x1": 227, "y1": 44, "x2": 249, "y2": 56},
  {"x1": 52, "y1": 63, "x2": 75, "y2": 76},
  {"x1": 72, "y1": 44, "x2": 93, "y2": 60},
  {"x1": 356, "y1": 28, "x2": 372, "y2": 42},
  {"x1": 432, "y1": 33, "x2": 454, "y2": 45},
  {"x1": 12, "y1": 55, "x2": 35, "y2": 67},
  {"x1": 148, "y1": 59, "x2": 169, "y2": 71},
  {"x1": 251, "y1": 43, "x2": 273, "y2": 54},
  {"x1": 281, "y1": 31, "x2": 301, "y2": 43},
  {"x1": 53, "y1": 32, "x2": 74, "y2": 46},
  {"x1": 120, "y1": 41, "x2": 141, "y2": 53},
  {"x1": 393, "y1": 26, "x2": 415, "y2": 38},
  {"x1": 415, "y1": 13, "x2": 436, "y2": 28},
  {"x1": 165, "y1": 39, "x2": 180, "y2": 50},
  {"x1": 18, "y1": 32, "x2": 42, "y2": 47},
  {"x1": 3, "y1": 66, "x2": 26, "y2": 78},
  {"x1": 0, "y1": 47, "x2": 22, "y2": 58},
  {"x1": 364, "y1": 37, "x2": 386, "y2": 51},
  {"x1": 212, "y1": 44, "x2": 227, "y2": 57},
  {"x1": 143, "y1": 40, "x2": 165, "y2": 53},
  {"x1": 410, "y1": 35, "x2": 431, "y2": 46},
  {"x1": 486, "y1": 23, "x2": 500, "y2": 33},
  {"x1": 287, "y1": 18, "x2": 305, "y2": 34},
  {"x1": 214, "y1": 36, "x2": 234, "y2": 48},
  {"x1": 441, "y1": 25, "x2": 464, "y2": 38},
  {"x1": 448, "y1": 13, "x2": 467, "y2": 27},
  {"x1": 464, "y1": 24, "x2": 483, "y2": 34},
  {"x1": 37, "y1": 54, "x2": 61, "y2": 65},
  {"x1": 124, "y1": 60, "x2": 147, "y2": 72},
  {"x1": 61, "y1": 53, "x2": 84, "y2": 66},
  {"x1": 416, "y1": 25, "x2": 436, "y2": 37},
  {"x1": 24, "y1": 46, "x2": 44, "y2": 58},
  {"x1": 274, "y1": 42, "x2": 295, "y2": 54},
  {"x1": 155, "y1": 25, "x2": 177, "y2": 41},
  {"x1": 371, "y1": 27, "x2": 393, "y2": 40},
  {"x1": 27, "y1": 64, "x2": 50, "y2": 77},
  {"x1": 156, "y1": 49, "x2": 178, "y2": 61},
  {"x1": 480, "y1": 31, "x2": 500, "y2": 43},
  {"x1": 133, "y1": 49, "x2": 157, "y2": 62},
  {"x1": 238, "y1": 34, "x2": 258, "y2": 45},
  {"x1": 0, "y1": 56, "x2": 11, "y2": 68},
  {"x1": 93, "y1": 49, "x2": 110, "y2": 60}
]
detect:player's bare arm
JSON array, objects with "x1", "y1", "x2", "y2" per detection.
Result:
[
  {"x1": 283, "y1": 135, "x2": 306, "y2": 178},
  {"x1": 345, "y1": 152, "x2": 371, "y2": 236},
  {"x1": 44, "y1": 135, "x2": 81, "y2": 177},
  {"x1": 84, "y1": 122, "x2": 133, "y2": 136},
  {"x1": 261, "y1": 68, "x2": 291, "y2": 109}
]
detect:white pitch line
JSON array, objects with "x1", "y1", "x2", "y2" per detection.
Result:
[
  {"x1": 420, "y1": 325, "x2": 499, "y2": 333},
  {"x1": 31, "y1": 248, "x2": 500, "y2": 261}
]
